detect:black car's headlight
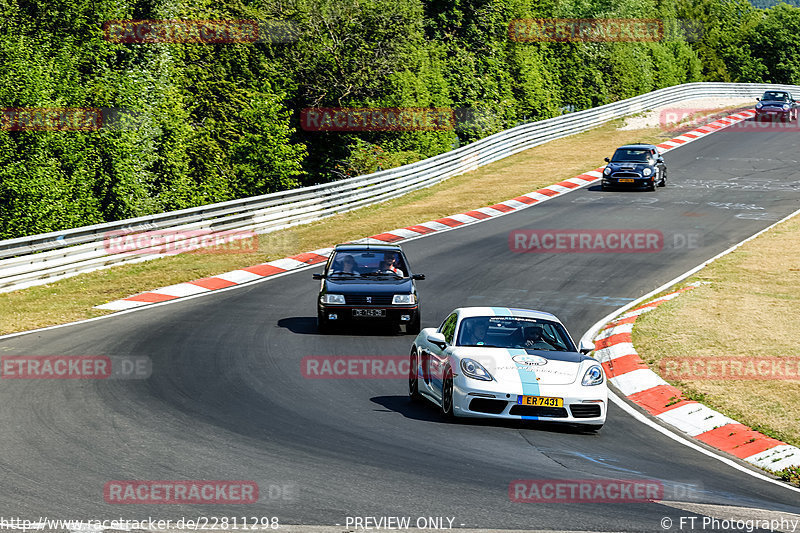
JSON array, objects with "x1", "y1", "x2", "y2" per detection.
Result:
[
  {"x1": 392, "y1": 294, "x2": 416, "y2": 305},
  {"x1": 642, "y1": 167, "x2": 652, "y2": 177},
  {"x1": 461, "y1": 358, "x2": 494, "y2": 381},
  {"x1": 320, "y1": 294, "x2": 345, "y2": 304},
  {"x1": 756, "y1": 102, "x2": 763, "y2": 109},
  {"x1": 783, "y1": 104, "x2": 790, "y2": 111},
  {"x1": 603, "y1": 167, "x2": 611, "y2": 176},
  {"x1": 582, "y1": 365, "x2": 604, "y2": 386}
]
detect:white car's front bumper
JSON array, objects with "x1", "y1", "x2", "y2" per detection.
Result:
[{"x1": 451, "y1": 377, "x2": 607, "y2": 425}]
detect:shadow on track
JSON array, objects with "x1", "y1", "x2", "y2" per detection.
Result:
[
  {"x1": 278, "y1": 317, "x2": 406, "y2": 337},
  {"x1": 371, "y1": 395, "x2": 602, "y2": 435}
]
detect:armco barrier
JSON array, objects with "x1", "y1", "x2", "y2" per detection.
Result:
[{"x1": 1, "y1": 82, "x2": 798, "y2": 293}]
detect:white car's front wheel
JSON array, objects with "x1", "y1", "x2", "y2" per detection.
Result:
[
  {"x1": 441, "y1": 368, "x2": 455, "y2": 419},
  {"x1": 409, "y1": 350, "x2": 423, "y2": 403}
]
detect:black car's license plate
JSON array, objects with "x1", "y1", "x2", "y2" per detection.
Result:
[
  {"x1": 353, "y1": 308, "x2": 386, "y2": 317},
  {"x1": 618, "y1": 178, "x2": 635, "y2": 183}
]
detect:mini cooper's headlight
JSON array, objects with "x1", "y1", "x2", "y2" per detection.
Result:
[
  {"x1": 461, "y1": 358, "x2": 493, "y2": 381},
  {"x1": 756, "y1": 102, "x2": 763, "y2": 109},
  {"x1": 642, "y1": 167, "x2": 652, "y2": 176},
  {"x1": 321, "y1": 294, "x2": 345, "y2": 304},
  {"x1": 582, "y1": 365, "x2": 604, "y2": 386},
  {"x1": 783, "y1": 104, "x2": 790, "y2": 111},
  {"x1": 603, "y1": 167, "x2": 611, "y2": 175},
  {"x1": 392, "y1": 294, "x2": 416, "y2": 305}
]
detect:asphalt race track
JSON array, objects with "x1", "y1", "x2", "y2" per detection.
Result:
[{"x1": 1, "y1": 121, "x2": 799, "y2": 531}]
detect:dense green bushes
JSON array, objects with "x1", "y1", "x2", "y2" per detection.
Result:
[{"x1": 0, "y1": 0, "x2": 796, "y2": 239}]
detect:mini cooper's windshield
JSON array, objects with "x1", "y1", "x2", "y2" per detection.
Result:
[
  {"x1": 762, "y1": 91, "x2": 789, "y2": 102},
  {"x1": 610, "y1": 148, "x2": 653, "y2": 163},
  {"x1": 456, "y1": 316, "x2": 576, "y2": 351}
]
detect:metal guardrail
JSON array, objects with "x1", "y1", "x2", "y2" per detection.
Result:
[{"x1": 2, "y1": 82, "x2": 798, "y2": 293}]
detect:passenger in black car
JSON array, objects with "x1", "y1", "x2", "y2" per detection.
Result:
[{"x1": 334, "y1": 254, "x2": 358, "y2": 274}]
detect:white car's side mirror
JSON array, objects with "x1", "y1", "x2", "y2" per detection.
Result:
[
  {"x1": 427, "y1": 331, "x2": 447, "y2": 348},
  {"x1": 579, "y1": 339, "x2": 595, "y2": 355}
]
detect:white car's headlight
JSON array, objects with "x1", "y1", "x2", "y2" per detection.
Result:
[
  {"x1": 642, "y1": 167, "x2": 652, "y2": 176},
  {"x1": 461, "y1": 358, "x2": 493, "y2": 381},
  {"x1": 603, "y1": 167, "x2": 611, "y2": 175},
  {"x1": 582, "y1": 365, "x2": 604, "y2": 386},
  {"x1": 392, "y1": 294, "x2": 416, "y2": 305},
  {"x1": 321, "y1": 294, "x2": 345, "y2": 304}
]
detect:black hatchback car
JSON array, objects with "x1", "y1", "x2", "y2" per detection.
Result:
[
  {"x1": 313, "y1": 243, "x2": 424, "y2": 334},
  {"x1": 602, "y1": 144, "x2": 667, "y2": 191}
]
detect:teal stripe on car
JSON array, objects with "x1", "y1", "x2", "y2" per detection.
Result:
[{"x1": 508, "y1": 348, "x2": 540, "y2": 420}]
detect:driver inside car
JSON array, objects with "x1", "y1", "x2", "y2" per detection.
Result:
[
  {"x1": 522, "y1": 325, "x2": 553, "y2": 350},
  {"x1": 378, "y1": 253, "x2": 405, "y2": 276}
]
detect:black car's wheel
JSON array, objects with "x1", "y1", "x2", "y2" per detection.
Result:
[
  {"x1": 441, "y1": 367, "x2": 455, "y2": 419},
  {"x1": 409, "y1": 349, "x2": 423, "y2": 403},
  {"x1": 658, "y1": 169, "x2": 667, "y2": 187},
  {"x1": 648, "y1": 176, "x2": 657, "y2": 191},
  {"x1": 406, "y1": 313, "x2": 421, "y2": 335}
]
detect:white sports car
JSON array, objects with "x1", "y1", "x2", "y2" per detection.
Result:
[{"x1": 409, "y1": 307, "x2": 607, "y2": 429}]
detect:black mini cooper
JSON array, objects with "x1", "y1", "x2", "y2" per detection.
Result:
[
  {"x1": 313, "y1": 243, "x2": 424, "y2": 334},
  {"x1": 602, "y1": 144, "x2": 667, "y2": 191}
]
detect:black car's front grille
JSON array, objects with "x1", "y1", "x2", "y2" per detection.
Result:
[
  {"x1": 611, "y1": 172, "x2": 641, "y2": 178},
  {"x1": 468, "y1": 398, "x2": 507, "y2": 414},
  {"x1": 570, "y1": 404, "x2": 602, "y2": 418},
  {"x1": 345, "y1": 294, "x2": 393, "y2": 305},
  {"x1": 509, "y1": 405, "x2": 568, "y2": 418}
]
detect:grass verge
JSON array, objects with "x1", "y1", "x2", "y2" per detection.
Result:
[
  {"x1": 0, "y1": 105, "x2": 747, "y2": 335},
  {"x1": 633, "y1": 215, "x2": 800, "y2": 454}
]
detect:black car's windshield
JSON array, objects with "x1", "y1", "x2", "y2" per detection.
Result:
[
  {"x1": 327, "y1": 250, "x2": 408, "y2": 277},
  {"x1": 456, "y1": 316, "x2": 576, "y2": 351},
  {"x1": 763, "y1": 92, "x2": 789, "y2": 102},
  {"x1": 611, "y1": 148, "x2": 653, "y2": 163}
]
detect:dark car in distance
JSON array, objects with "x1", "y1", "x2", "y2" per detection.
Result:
[
  {"x1": 755, "y1": 91, "x2": 798, "y2": 122},
  {"x1": 313, "y1": 243, "x2": 424, "y2": 334},
  {"x1": 602, "y1": 144, "x2": 667, "y2": 191}
]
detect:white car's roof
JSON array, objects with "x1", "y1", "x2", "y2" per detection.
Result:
[{"x1": 455, "y1": 306, "x2": 562, "y2": 323}]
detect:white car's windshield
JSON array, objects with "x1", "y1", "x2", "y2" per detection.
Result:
[{"x1": 456, "y1": 316, "x2": 576, "y2": 351}]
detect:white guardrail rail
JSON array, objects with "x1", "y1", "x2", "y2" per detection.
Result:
[{"x1": 2, "y1": 82, "x2": 799, "y2": 293}]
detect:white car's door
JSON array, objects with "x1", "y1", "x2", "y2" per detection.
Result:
[{"x1": 421, "y1": 312, "x2": 457, "y2": 403}]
